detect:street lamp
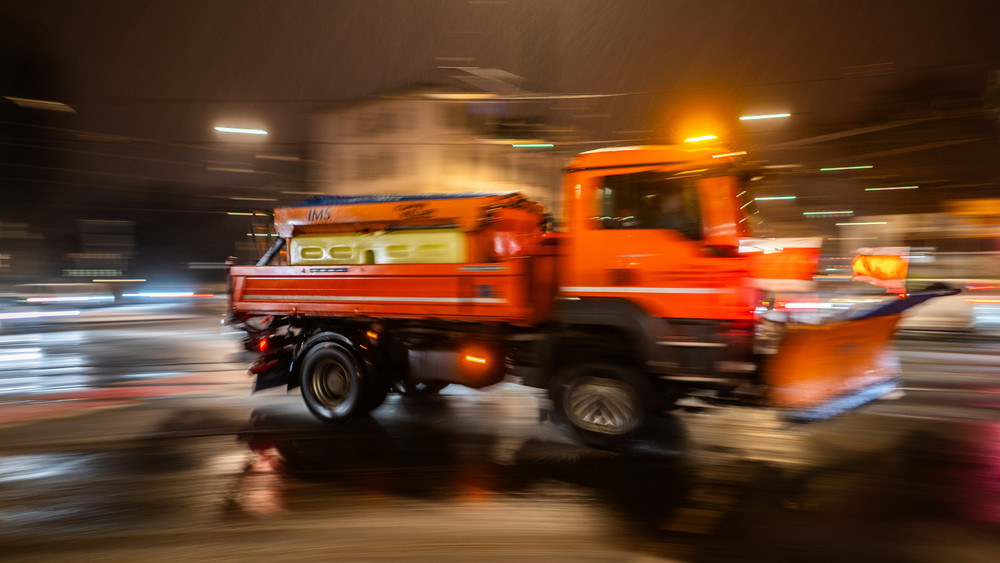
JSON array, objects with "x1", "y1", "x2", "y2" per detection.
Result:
[
  {"x1": 739, "y1": 113, "x2": 791, "y2": 121},
  {"x1": 214, "y1": 126, "x2": 268, "y2": 135},
  {"x1": 684, "y1": 135, "x2": 718, "y2": 143}
]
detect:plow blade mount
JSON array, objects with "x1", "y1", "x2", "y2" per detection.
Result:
[{"x1": 763, "y1": 289, "x2": 959, "y2": 421}]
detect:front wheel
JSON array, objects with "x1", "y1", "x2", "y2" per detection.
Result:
[
  {"x1": 300, "y1": 342, "x2": 367, "y2": 422},
  {"x1": 550, "y1": 362, "x2": 651, "y2": 448}
]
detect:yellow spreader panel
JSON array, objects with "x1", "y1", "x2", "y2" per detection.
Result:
[{"x1": 289, "y1": 229, "x2": 467, "y2": 265}]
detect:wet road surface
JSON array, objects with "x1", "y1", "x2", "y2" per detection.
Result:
[{"x1": 0, "y1": 302, "x2": 998, "y2": 561}]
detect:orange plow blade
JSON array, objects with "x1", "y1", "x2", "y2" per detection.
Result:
[
  {"x1": 762, "y1": 289, "x2": 958, "y2": 421},
  {"x1": 763, "y1": 315, "x2": 901, "y2": 420}
]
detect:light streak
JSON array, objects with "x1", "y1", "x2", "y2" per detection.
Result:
[
  {"x1": 214, "y1": 126, "x2": 268, "y2": 135},
  {"x1": 0, "y1": 310, "x2": 81, "y2": 320},
  {"x1": 739, "y1": 113, "x2": 791, "y2": 121},
  {"x1": 122, "y1": 292, "x2": 195, "y2": 298},
  {"x1": 821, "y1": 165, "x2": 873, "y2": 171},
  {"x1": 26, "y1": 295, "x2": 115, "y2": 303}
]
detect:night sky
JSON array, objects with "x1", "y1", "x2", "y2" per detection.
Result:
[{"x1": 2, "y1": 1, "x2": 999, "y2": 281}]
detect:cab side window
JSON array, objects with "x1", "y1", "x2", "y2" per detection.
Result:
[{"x1": 594, "y1": 171, "x2": 702, "y2": 240}]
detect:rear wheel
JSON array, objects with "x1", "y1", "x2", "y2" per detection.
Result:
[
  {"x1": 300, "y1": 342, "x2": 367, "y2": 422},
  {"x1": 550, "y1": 362, "x2": 651, "y2": 448}
]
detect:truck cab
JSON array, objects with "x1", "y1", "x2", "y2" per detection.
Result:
[{"x1": 519, "y1": 146, "x2": 782, "y2": 444}]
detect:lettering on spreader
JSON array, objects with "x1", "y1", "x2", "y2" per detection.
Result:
[{"x1": 307, "y1": 207, "x2": 332, "y2": 222}]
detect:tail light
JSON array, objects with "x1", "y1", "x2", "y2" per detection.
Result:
[{"x1": 243, "y1": 331, "x2": 290, "y2": 354}]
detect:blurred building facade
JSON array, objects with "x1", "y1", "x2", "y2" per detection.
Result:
[
  {"x1": 64, "y1": 219, "x2": 136, "y2": 280},
  {"x1": 0, "y1": 221, "x2": 46, "y2": 284},
  {"x1": 307, "y1": 82, "x2": 579, "y2": 218}
]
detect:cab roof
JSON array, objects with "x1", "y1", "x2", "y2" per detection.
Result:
[{"x1": 564, "y1": 144, "x2": 744, "y2": 173}]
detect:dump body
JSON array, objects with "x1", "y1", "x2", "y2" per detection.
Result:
[
  {"x1": 230, "y1": 260, "x2": 549, "y2": 325},
  {"x1": 230, "y1": 192, "x2": 557, "y2": 325}
]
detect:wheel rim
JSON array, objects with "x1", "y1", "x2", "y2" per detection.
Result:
[
  {"x1": 565, "y1": 376, "x2": 640, "y2": 436},
  {"x1": 311, "y1": 358, "x2": 351, "y2": 410}
]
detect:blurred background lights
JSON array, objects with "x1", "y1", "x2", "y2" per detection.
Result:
[
  {"x1": 214, "y1": 126, "x2": 268, "y2": 135},
  {"x1": 739, "y1": 113, "x2": 791, "y2": 121},
  {"x1": 3, "y1": 96, "x2": 76, "y2": 113},
  {"x1": 821, "y1": 165, "x2": 874, "y2": 171}
]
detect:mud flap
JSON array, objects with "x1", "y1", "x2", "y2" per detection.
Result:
[
  {"x1": 252, "y1": 361, "x2": 291, "y2": 392},
  {"x1": 250, "y1": 348, "x2": 294, "y2": 393},
  {"x1": 763, "y1": 289, "x2": 958, "y2": 421}
]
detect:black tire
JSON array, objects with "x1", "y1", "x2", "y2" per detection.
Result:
[
  {"x1": 550, "y1": 362, "x2": 652, "y2": 448},
  {"x1": 300, "y1": 342, "x2": 367, "y2": 422}
]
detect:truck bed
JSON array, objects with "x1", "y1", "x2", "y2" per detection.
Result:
[{"x1": 228, "y1": 259, "x2": 546, "y2": 325}]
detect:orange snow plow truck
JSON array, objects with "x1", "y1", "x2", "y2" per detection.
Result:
[{"x1": 228, "y1": 145, "x2": 952, "y2": 447}]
